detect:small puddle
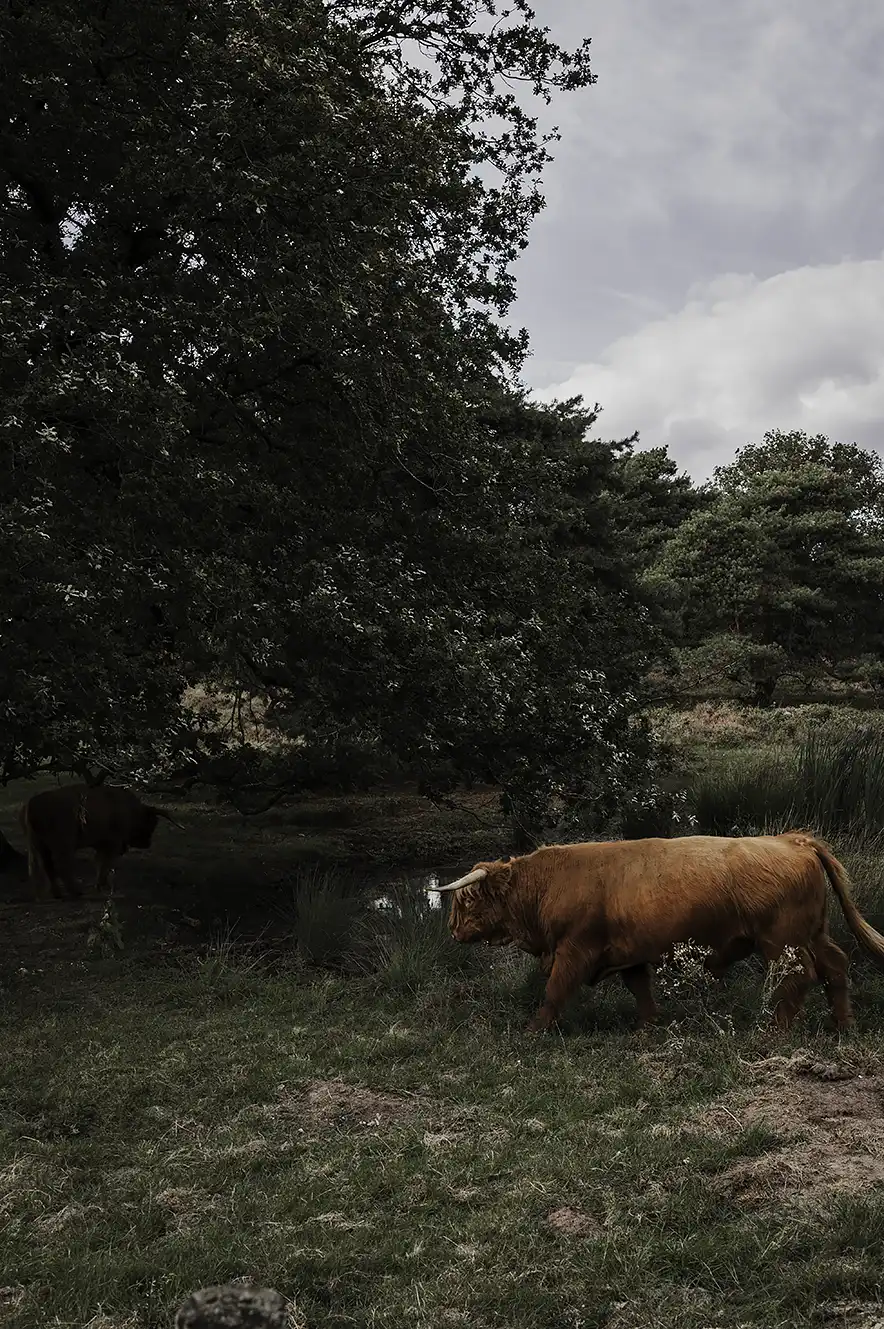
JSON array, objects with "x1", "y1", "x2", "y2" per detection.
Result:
[{"x1": 370, "y1": 868, "x2": 457, "y2": 913}]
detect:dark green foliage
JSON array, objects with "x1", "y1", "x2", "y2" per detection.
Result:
[
  {"x1": 607, "y1": 442, "x2": 712, "y2": 570},
  {"x1": 714, "y1": 430, "x2": 884, "y2": 518}
]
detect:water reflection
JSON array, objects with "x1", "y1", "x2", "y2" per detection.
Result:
[{"x1": 371, "y1": 869, "x2": 446, "y2": 912}]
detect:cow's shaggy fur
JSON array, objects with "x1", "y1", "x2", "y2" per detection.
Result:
[
  {"x1": 444, "y1": 832, "x2": 884, "y2": 1032},
  {"x1": 19, "y1": 784, "x2": 180, "y2": 899}
]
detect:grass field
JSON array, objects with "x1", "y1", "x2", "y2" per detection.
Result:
[
  {"x1": 3, "y1": 707, "x2": 884, "y2": 1328},
  {"x1": 4, "y1": 937, "x2": 884, "y2": 1328}
]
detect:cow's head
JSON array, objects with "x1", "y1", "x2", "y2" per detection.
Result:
[
  {"x1": 133, "y1": 805, "x2": 183, "y2": 848},
  {"x1": 435, "y1": 860, "x2": 515, "y2": 945}
]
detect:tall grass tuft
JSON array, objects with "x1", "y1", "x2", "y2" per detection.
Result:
[
  {"x1": 277, "y1": 864, "x2": 365, "y2": 966},
  {"x1": 191, "y1": 925, "x2": 267, "y2": 998},
  {"x1": 691, "y1": 723, "x2": 884, "y2": 841},
  {"x1": 357, "y1": 886, "x2": 476, "y2": 994}
]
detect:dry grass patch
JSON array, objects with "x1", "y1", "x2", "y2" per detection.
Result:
[
  {"x1": 604, "y1": 1285, "x2": 743, "y2": 1329},
  {"x1": 82, "y1": 1315, "x2": 143, "y2": 1329},
  {"x1": 154, "y1": 1186, "x2": 216, "y2": 1236},
  {"x1": 650, "y1": 701, "x2": 769, "y2": 750},
  {"x1": 818, "y1": 1302, "x2": 884, "y2": 1328},
  {"x1": 35, "y1": 1200, "x2": 105, "y2": 1237}
]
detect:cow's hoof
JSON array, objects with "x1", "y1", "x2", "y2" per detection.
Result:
[{"x1": 525, "y1": 1017, "x2": 553, "y2": 1034}]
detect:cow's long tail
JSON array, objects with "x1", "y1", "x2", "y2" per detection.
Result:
[
  {"x1": 809, "y1": 836, "x2": 884, "y2": 965},
  {"x1": 19, "y1": 802, "x2": 50, "y2": 887}
]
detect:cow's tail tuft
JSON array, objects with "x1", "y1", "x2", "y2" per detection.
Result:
[{"x1": 810, "y1": 836, "x2": 884, "y2": 965}]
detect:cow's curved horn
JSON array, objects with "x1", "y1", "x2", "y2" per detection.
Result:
[
  {"x1": 433, "y1": 868, "x2": 487, "y2": 894},
  {"x1": 154, "y1": 807, "x2": 185, "y2": 829}
]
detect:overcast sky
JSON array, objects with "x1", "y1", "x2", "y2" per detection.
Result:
[{"x1": 513, "y1": 1, "x2": 884, "y2": 480}]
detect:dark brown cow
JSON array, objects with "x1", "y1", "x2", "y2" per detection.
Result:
[
  {"x1": 19, "y1": 784, "x2": 182, "y2": 899},
  {"x1": 435, "y1": 832, "x2": 884, "y2": 1032}
]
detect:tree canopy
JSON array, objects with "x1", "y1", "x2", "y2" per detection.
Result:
[{"x1": 1, "y1": 1, "x2": 677, "y2": 838}]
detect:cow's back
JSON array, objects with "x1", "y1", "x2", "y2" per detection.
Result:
[
  {"x1": 525, "y1": 834, "x2": 824, "y2": 954},
  {"x1": 24, "y1": 784, "x2": 135, "y2": 851}
]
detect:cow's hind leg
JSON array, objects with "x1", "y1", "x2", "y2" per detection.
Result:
[
  {"x1": 526, "y1": 941, "x2": 593, "y2": 1033},
  {"x1": 760, "y1": 940, "x2": 815, "y2": 1031},
  {"x1": 620, "y1": 964, "x2": 658, "y2": 1026},
  {"x1": 812, "y1": 932, "x2": 853, "y2": 1030},
  {"x1": 94, "y1": 849, "x2": 118, "y2": 896}
]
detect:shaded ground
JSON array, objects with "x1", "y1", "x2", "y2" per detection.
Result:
[{"x1": 4, "y1": 741, "x2": 884, "y2": 1327}]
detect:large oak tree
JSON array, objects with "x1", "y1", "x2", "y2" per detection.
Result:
[{"x1": 1, "y1": 1, "x2": 669, "y2": 840}]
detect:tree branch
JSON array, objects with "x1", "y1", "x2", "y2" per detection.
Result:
[{"x1": 236, "y1": 647, "x2": 300, "y2": 694}]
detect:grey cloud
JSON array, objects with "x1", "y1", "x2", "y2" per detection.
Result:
[
  {"x1": 535, "y1": 258, "x2": 884, "y2": 479},
  {"x1": 511, "y1": 1, "x2": 884, "y2": 473}
]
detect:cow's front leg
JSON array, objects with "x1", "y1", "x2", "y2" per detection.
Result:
[
  {"x1": 526, "y1": 941, "x2": 591, "y2": 1033},
  {"x1": 620, "y1": 964, "x2": 658, "y2": 1026}
]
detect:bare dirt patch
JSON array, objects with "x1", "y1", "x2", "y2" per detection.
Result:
[
  {"x1": 295, "y1": 1078, "x2": 421, "y2": 1130},
  {"x1": 155, "y1": 1186, "x2": 216, "y2": 1235},
  {"x1": 697, "y1": 1051, "x2": 884, "y2": 1206},
  {"x1": 546, "y1": 1205, "x2": 602, "y2": 1238},
  {"x1": 35, "y1": 1200, "x2": 103, "y2": 1236}
]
